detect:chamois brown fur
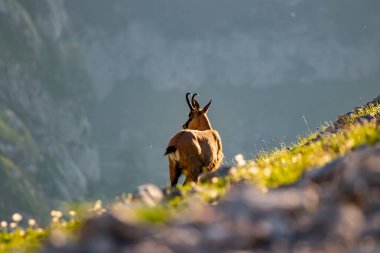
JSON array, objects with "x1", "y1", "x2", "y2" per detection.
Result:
[{"x1": 166, "y1": 93, "x2": 223, "y2": 186}]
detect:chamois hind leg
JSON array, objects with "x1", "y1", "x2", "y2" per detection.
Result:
[
  {"x1": 183, "y1": 165, "x2": 202, "y2": 185},
  {"x1": 169, "y1": 159, "x2": 181, "y2": 187}
]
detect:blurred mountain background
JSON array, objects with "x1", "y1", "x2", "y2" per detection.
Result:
[{"x1": 0, "y1": 0, "x2": 379, "y2": 219}]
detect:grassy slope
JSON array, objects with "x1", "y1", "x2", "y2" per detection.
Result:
[{"x1": 1, "y1": 101, "x2": 380, "y2": 252}]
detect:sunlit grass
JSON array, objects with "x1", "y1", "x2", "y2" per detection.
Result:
[
  {"x1": 233, "y1": 122, "x2": 380, "y2": 188},
  {"x1": 347, "y1": 102, "x2": 380, "y2": 122},
  {"x1": 0, "y1": 206, "x2": 88, "y2": 253},
  {"x1": 0, "y1": 228, "x2": 47, "y2": 253}
]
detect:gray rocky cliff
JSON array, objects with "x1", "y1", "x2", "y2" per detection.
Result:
[{"x1": 0, "y1": 0, "x2": 100, "y2": 218}]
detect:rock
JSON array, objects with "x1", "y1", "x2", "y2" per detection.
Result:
[
  {"x1": 312, "y1": 131, "x2": 333, "y2": 142},
  {"x1": 331, "y1": 204, "x2": 364, "y2": 241},
  {"x1": 127, "y1": 241, "x2": 174, "y2": 253},
  {"x1": 300, "y1": 145, "x2": 380, "y2": 207},
  {"x1": 324, "y1": 124, "x2": 336, "y2": 133},
  {"x1": 43, "y1": 214, "x2": 151, "y2": 253},
  {"x1": 157, "y1": 226, "x2": 201, "y2": 253},
  {"x1": 133, "y1": 184, "x2": 165, "y2": 207},
  {"x1": 354, "y1": 114, "x2": 376, "y2": 125},
  {"x1": 79, "y1": 214, "x2": 149, "y2": 244},
  {"x1": 333, "y1": 115, "x2": 348, "y2": 130},
  {"x1": 325, "y1": 95, "x2": 380, "y2": 135}
]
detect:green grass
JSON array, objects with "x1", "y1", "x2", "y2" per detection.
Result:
[
  {"x1": 0, "y1": 219, "x2": 82, "y2": 253},
  {"x1": 0, "y1": 228, "x2": 47, "y2": 253},
  {"x1": 238, "y1": 121, "x2": 380, "y2": 187},
  {"x1": 0, "y1": 210, "x2": 83, "y2": 253},
  {"x1": 348, "y1": 102, "x2": 380, "y2": 120},
  {"x1": 0, "y1": 102, "x2": 379, "y2": 252}
]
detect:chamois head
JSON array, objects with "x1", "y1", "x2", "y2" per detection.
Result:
[{"x1": 182, "y1": 92, "x2": 212, "y2": 130}]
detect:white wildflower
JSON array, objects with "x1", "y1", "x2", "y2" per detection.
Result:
[
  {"x1": 28, "y1": 219, "x2": 37, "y2": 227},
  {"x1": 55, "y1": 211, "x2": 63, "y2": 219},
  {"x1": 12, "y1": 213, "x2": 22, "y2": 222},
  {"x1": 0, "y1": 221, "x2": 7, "y2": 228},
  {"x1": 234, "y1": 154, "x2": 247, "y2": 167},
  {"x1": 10, "y1": 222, "x2": 17, "y2": 229},
  {"x1": 91, "y1": 200, "x2": 106, "y2": 215},
  {"x1": 50, "y1": 210, "x2": 63, "y2": 219},
  {"x1": 93, "y1": 200, "x2": 102, "y2": 211}
]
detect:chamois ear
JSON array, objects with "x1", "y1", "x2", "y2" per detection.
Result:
[{"x1": 202, "y1": 100, "x2": 212, "y2": 113}]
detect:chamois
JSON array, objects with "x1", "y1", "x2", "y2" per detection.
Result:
[{"x1": 165, "y1": 93, "x2": 223, "y2": 186}]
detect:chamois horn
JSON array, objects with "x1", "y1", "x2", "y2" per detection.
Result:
[{"x1": 186, "y1": 92, "x2": 194, "y2": 110}]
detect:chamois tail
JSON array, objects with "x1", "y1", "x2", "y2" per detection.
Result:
[{"x1": 165, "y1": 146, "x2": 176, "y2": 156}]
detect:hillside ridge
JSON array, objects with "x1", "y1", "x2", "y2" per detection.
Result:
[
  {"x1": 40, "y1": 94, "x2": 380, "y2": 253},
  {"x1": 1, "y1": 94, "x2": 379, "y2": 253}
]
